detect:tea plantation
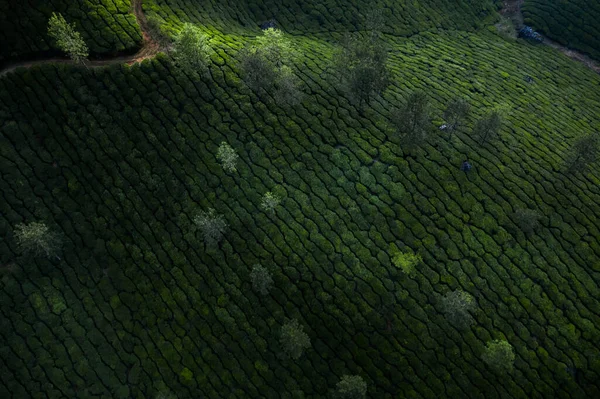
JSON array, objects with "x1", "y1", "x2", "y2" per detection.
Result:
[
  {"x1": 522, "y1": 0, "x2": 600, "y2": 60},
  {"x1": 0, "y1": 0, "x2": 143, "y2": 64},
  {"x1": 1, "y1": 0, "x2": 600, "y2": 398}
]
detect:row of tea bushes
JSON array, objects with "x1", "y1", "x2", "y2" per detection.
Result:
[
  {"x1": 144, "y1": 0, "x2": 498, "y2": 37},
  {"x1": 1, "y1": 25, "x2": 600, "y2": 398},
  {"x1": 0, "y1": 0, "x2": 143, "y2": 63},
  {"x1": 522, "y1": 0, "x2": 600, "y2": 60}
]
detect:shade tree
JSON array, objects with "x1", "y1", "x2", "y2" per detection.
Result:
[
  {"x1": 250, "y1": 264, "x2": 274, "y2": 295},
  {"x1": 391, "y1": 91, "x2": 431, "y2": 148},
  {"x1": 335, "y1": 375, "x2": 368, "y2": 399},
  {"x1": 333, "y1": 31, "x2": 390, "y2": 110},
  {"x1": 193, "y1": 208, "x2": 228, "y2": 247},
  {"x1": 13, "y1": 221, "x2": 62, "y2": 259},
  {"x1": 280, "y1": 318, "x2": 311, "y2": 360},
  {"x1": 171, "y1": 23, "x2": 211, "y2": 76},
  {"x1": 440, "y1": 289, "x2": 476, "y2": 329},
  {"x1": 443, "y1": 97, "x2": 471, "y2": 140},
  {"x1": 473, "y1": 109, "x2": 503, "y2": 144},
  {"x1": 482, "y1": 339, "x2": 515, "y2": 373},
  {"x1": 47, "y1": 13, "x2": 89, "y2": 65}
]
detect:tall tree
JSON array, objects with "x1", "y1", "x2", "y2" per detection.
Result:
[
  {"x1": 473, "y1": 110, "x2": 503, "y2": 144},
  {"x1": 482, "y1": 340, "x2": 515, "y2": 373},
  {"x1": 443, "y1": 97, "x2": 471, "y2": 140},
  {"x1": 280, "y1": 318, "x2": 311, "y2": 360},
  {"x1": 391, "y1": 91, "x2": 431, "y2": 148},
  {"x1": 440, "y1": 290, "x2": 476, "y2": 329},
  {"x1": 239, "y1": 28, "x2": 298, "y2": 99},
  {"x1": 171, "y1": 23, "x2": 211, "y2": 76},
  {"x1": 193, "y1": 208, "x2": 228, "y2": 248},
  {"x1": 333, "y1": 31, "x2": 390, "y2": 110},
  {"x1": 47, "y1": 13, "x2": 89, "y2": 65},
  {"x1": 566, "y1": 132, "x2": 599, "y2": 173},
  {"x1": 14, "y1": 221, "x2": 62, "y2": 259}
]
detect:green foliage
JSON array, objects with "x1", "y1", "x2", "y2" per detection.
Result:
[
  {"x1": 443, "y1": 97, "x2": 471, "y2": 139},
  {"x1": 193, "y1": 208, "x2": 228, "y2": 247},
  {"x1": 336, "y1": 375, "x2": 367, "y2": 399},
  {"x1": 482, "y1": 339, "x2": 515, "y2": 373},
  {"x1": 171, "y1": 23, "x2": 211, "y2": 76},
  {"x1": 250, "y1": 264, "x2": 273, "y2": 295},
  {"x1": 440, "y1": 290, "x2": 476, "y2": 329},
  {"x1": 566, "y1": 133, "x2": 599, "y2": 173},
  {"x1": 254, "y1": 28, "x2": 292, "y2": 68},
  {"x1": 3, "y1": 9, "x2": 600, "y2": 397},
  {"x1": 513, "y1": 208, "x2": 542, "y2": 234},
  {"x1": 216, "y1": 142, "x2": 239, "y2": 172},
  {"x1": 13, "y1": 222, "x2": 62, "y2": 258},
  {"x1": 280, "y1": 318, "x2": 311, "y2": 360},
  {"x1": 260, "y1": 191, "x2": 281, "y2": 215},
  {"x1": 47, "y1": 13, "x2": 89, "y2": 64},
  {"x1": 522, "y1": 0, "x2": 600, "y2": 60},
  {"x1": 392, "y1": 91, "x2": 431, "y2": 147},
  {"x1": 1, "y1": 0, "x2": 142, "y2": 61},
  {"x1": 391, "y1": 249, "x2": 422, "y2": 276},
  {"x1": 239, "y1": 28, "x2": 301, "y2": 99},
  {"x1": 333, "y1": 31, "x2": 390, "y2": 109},
  {"x1": 473, "y1": 109, "x2": 503, "y2": 144},
  {"x1": 274, "y1": 65, "x2": 304, "y2": 107}
]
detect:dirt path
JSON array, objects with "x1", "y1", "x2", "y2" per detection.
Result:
[
  {"x1": 500, "y1": 0, "x2": 600, "y2": 74},
  {"x1": 0, "y1": 0, "x2": 162, "y2": 77}
]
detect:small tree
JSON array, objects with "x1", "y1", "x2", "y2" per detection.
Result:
[
  {"x1": 193, "y1": 208, "x2": 228, "y2": 247},
  {"x1": 14, "y1": 221, "x2": 62, "y2": 258},
  {"x1": 482, "y1": 339, "x2": 515, "y2": 373},
  {"x1": 47, "y1": 13, "x2": 89, "y2": 65},
  {"x1": 171, "y1": 23, "x2": 211, "y2": 76},
  {"x1": 473, "y1": 110, "x2": 503, "y2": 144},
  {"x1": 440, "y1": 289, "x2": 476, "y2": 329},
  {"x1": 274, "y1": 65, "x2": 304, "y2": 106},
  {"x1": 391, "y1": 250, "x2": 422, "y2": 276},
  {"x1": 216, "y1": 142, "x2": 239, "y2": 172},
  {"x1": 250, "y1": 264, "x2": 273, "y2": 295},
  {"x1": 513, "y1": 208, "x2": 541, "y2": 234},
  {"x1": 566, "y1": 133, "x2": 599, "y2": 173},
  {"x1": 260, "y1": 191, "x2": 281, "y2": 215},
  {"x1": 280, "y1": 318, "x2": 311, "y2": 360},
  {"x1": 239, "y1": 28, "x2": 294, "y2": 96},
  {"x1": 254, "y1": 28, "x2": 292, "y2": 68},
  {"x1": 391, "y1": 91, "x2": 431, "y2": 148},
  {"x1": 334, "y1": 32, "x2": 390, "y2": 110},
  {"x1": 443, "y1": 97, "x2": 471, "y2": 140},
  {"x1": 336, "y1": 375, "x2": 367, "y2": 399}
]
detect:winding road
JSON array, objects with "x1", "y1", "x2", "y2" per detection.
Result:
[
  {"x1": 0, "y1": 0, "x2": 598, "y2": 77},
  {"x1": 0, "y1": 0, "x2": 162, "y2": 77}
]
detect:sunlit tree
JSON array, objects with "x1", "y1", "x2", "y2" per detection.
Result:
[
  {"x1": 47, "y1": 13, "x2": 88, "y2": 65},
  {"x1": 172, "y1": 23, "x2": 211, "y2": 76}
]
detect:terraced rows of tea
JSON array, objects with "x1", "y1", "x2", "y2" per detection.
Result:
[
  {"x1": 522, "y1": 0, "x2": 600, "y2": 60},
  {"x1": 144, "y1": 0, "x2": 497, "y2": 36},
  {"x1": 2, "y1": 12, "x2": 600, "y2": 399},
  {"x1": 0, "y1": 0, "x2": 143, "y2": 64}
]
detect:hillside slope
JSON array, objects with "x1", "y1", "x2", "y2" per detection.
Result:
[
  {"x1": 0, "y1": 0, "x2": 143, "y2": 64},
  {"x1": 144, "y1": 0, "x2": 498, "y2": 36},
  {"x1": 1, "y1": 25, "x2": 600, "y2": 398},
  {"x1": 522, "y1": 0, "x2": 600, "y2": 60}
]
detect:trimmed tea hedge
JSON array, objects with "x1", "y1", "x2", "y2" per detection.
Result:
[
  {"x1": 143, "y1": 0, "x2": 498, "y2": 37},
  {"x1": 0, "y1": 0, "x2": 143, "y2": 63},
  {"x1": 1, "y1": 15, "x2": 600, "y2": 399},
  {"x1": 522, "y1": 0, "x2": 600, "y2": 60}
]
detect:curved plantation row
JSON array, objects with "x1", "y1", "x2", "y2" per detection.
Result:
[
  {"x1": 522, "y1": 0, "x2": 600, "y2": 61},
  {"x1": 143, "y1": 0, "x2": 498, "y2": 37},
  {"x1": 2, "y1": 22, "x2": 600, "y2": 399},
  {"x1": 0, "y1": 0, "x2": 143, "y2": 64}
]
